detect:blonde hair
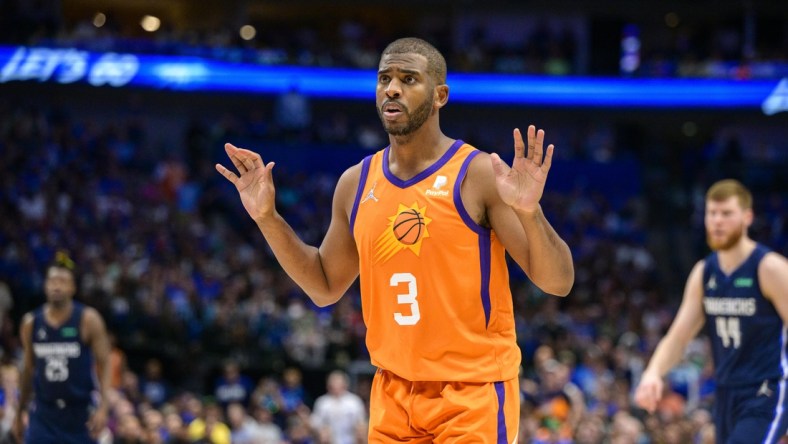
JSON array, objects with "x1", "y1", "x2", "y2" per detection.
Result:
[{"x1": 706, "y1": 179, "x2": 752, "y2": 210}]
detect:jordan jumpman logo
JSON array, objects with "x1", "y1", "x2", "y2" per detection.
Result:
[{"x1": 361, "y1": 181, "x2": 379, "y2": 203}]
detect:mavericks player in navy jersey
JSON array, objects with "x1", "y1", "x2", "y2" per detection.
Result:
[
  {"x1": 13, "y1": 254, "x2": 111, "y2": 443},
  {"x1": 635, "y1": 180, "x2": 788, "y2": 444}
]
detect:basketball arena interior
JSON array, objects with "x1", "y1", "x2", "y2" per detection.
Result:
[{"x1": 0, "y1": 0, "x2": 786, "y2": 442}]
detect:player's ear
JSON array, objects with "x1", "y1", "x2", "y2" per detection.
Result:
[
  {"x1": 434, "y1": 84, "x2": 449, "y2": 109},
  {"x1": 743, "y1": 208, "x2": 754, "y2": 227}
]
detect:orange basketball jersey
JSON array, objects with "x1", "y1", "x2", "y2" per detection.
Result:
[{"x1": 350, "y1": 140, "x2": 520, "y2": 382}]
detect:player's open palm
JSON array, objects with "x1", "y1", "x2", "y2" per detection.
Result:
[
  {"x1": 216, "y1": 143, "x2": 276, "y2": 222},
  {"x1": 490, "y1": 125, "x2": 554, "y2": 212}
]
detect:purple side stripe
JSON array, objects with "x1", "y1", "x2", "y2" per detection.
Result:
[
  {"x1": 495, "y1": 381, "x2": 507, "y2": 444},
  {"x1": 452, "y1": 150, "x2": 493, "y2": 326},
  {"x1": 349, "y1": 155, "x2": 373, "y2": 234},
  {"x1": 453, "y1": 150, "x2": 485, "y2": 235},
  {"x1": 479, "y1": 233, "x2": 492, "y2": 327}
]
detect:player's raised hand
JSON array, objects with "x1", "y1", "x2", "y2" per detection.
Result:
[
  {"x1": 216, "y1": 143, "x2": 277, "y2": 222},
  {"x1": 633, "y1": 372, "x2": 664, "y2": 414},
  {"x1": 490, "y1": 125, "x2": 554, "y2": 213}
]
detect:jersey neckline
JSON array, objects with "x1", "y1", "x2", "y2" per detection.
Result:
[{"x1": 382, "y1": 139, "x2": 464, "y2": 189}]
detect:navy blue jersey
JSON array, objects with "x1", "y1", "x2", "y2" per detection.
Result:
[
  {"x1": 31, "y1": 302, "x2": 95, "y2": 407},
  {"x1": 702, "y1": 244, "x2": 787, "y2": 387}
]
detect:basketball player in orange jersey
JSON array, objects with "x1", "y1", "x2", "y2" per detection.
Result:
[{"x1": 217, "y1": 37, "x2": 574, "y2": 443}]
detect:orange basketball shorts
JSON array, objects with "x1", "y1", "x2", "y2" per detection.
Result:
[{"x1": 368, "y1": 369, "x2": 519, "y2": 443}]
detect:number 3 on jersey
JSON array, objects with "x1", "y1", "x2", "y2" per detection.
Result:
[
  {"x1": 716, "y1": 316, "x2": 741, "y2": 348},
  {"x1": 391, "y1": 273, "x2": 420, "y2": 325}
]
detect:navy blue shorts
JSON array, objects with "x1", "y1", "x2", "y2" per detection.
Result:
[
  {"x1": 25, "y1": 402, "x2": 95, "y2": 444},
  {"x1": 714, "y1": 379, "x2": 788, "y2": 444}
]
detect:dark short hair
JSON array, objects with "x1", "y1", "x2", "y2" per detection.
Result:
[
  {"x1": 381, "y1": 37, "x2": 447, "y2": 85},
  {"x1": 48, "y1": 250, "x2": 77, "y2": 279}
]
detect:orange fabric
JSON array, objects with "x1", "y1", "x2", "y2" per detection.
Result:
[
  {"x1": 108, "y1": 347, "x2": 126, "y2": 389},
  {"x1": 368, "y1": 370, "x2": 519, "y2": 443},
  {"x1": 353, "y1": 142, "x2": 520, "y2": 382}
]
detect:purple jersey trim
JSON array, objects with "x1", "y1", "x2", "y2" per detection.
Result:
[
  {"x1": 495, "y1": 381, "x2": 508, "y2": 444},
  {"x1": 449, "y1": 149, "x2": 494, "y2": 327},
  {"x1": 382, "y1": 139, "x2": 464, "y2": 188},
  {"x1": 349, "y1": 155, "x2": 373, "y2": 234}
]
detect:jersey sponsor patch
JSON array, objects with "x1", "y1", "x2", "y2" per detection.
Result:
[
  {"x1": 425, "y1": 175, "x2": 450, "y2": 197},
  {"x1": 733, "y1": 277, "x2": 754, "y2": 288}
]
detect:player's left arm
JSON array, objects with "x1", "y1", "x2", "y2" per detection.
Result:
[
  {"x1": 82, "y1": 307, "x2": 110, "y2": 437},
  {"x1": 760, "y1": 252, "x2": 788, "y2": 323},
  {"x1": 481, "y1": 126, "x2": 574, "y2": 296}
]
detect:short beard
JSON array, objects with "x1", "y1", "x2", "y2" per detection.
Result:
[
  {"x1": 48, "y1": 298, "x2": 69, "y2": 310},
  {"x1": 706, "y1": 223, "x2": 744, "y2": 251},
  {"x1": 378, "y1": 95, "x2": 434, "y2": 138}
]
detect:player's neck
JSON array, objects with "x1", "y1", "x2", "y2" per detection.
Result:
[
  {"x1": 387, "y1": 129, "x2": 454, "y2": 180},
  {"x1": 717, "y1": 237, "x2": 756, "y2": 274},
  {"x1": 45, "y1": 300, "x2": 74, "y2": 326}
]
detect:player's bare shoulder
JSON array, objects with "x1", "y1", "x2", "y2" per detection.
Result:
[
  {"x1": 19, "y1": 312, "x2": 35, "y2": 336},
  {"x1": 685, "y1": 258, "x2": 708, "y2": 298},
  {"x1": 689, "y1": 259, "x2": 707, "y2": 281},
  {"x1": 760, "y1": 251, "x2": 788, "y2": 274},
  {"x1": 458, "y1": 150, "x2": 497, "y2": 226},
  {"x1": 80, "y1": 306, "x2": 107, "y2": 341},
  {"x1": 20, "y1": 311, "x2": 35, "y2": 326},
  {"x1": 758, "y1": 251, "x2": 788, "y2": 302},
  {"x1": 335, "y1": 160, "x2": 366, "y2": 215},
  {"x1": 339, "y1": 160, "x2": 365, "y2": 187}
]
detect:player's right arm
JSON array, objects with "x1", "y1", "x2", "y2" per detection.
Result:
[
  {"x1": 759, "y1": 252, "x2": 788, "y2": 323},
  {"x1": 634, "y1": 260, "x2": 706, "y2": 413},
  {"x1": 216, "y1": 143, "x2": 360, "y2": 307},
  {"x1": 13, "y1": 313, "x2": 35, "y2": 442}
]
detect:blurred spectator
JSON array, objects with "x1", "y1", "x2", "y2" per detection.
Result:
[
  {"x1": 187, "y1": 402, "x2": 231, "y2": 444},
  {"x1": 251, "y1": 376, "x2": 285, "y2": 423},
  {"x1": 573, "y1": 415, "x2": 606, "y2": 444},
  {"x1": 274, "y1": 85, "x2": 312, "y2": 140},
  {"x1": 608, "y1": 411, "x2": 645, "y2": 444},
  {"x1": 114, "y1": 413, "x2": 146, "y2": 444},
  {"x1": 141, "y1": 408, "x2": 166, "y2": 444},
  {"x1": 310, "y1": 370, "x2": 366, "y2": 444},
  {"x1": 527, "y1": 359, "x2": 584, "y2": 443},
  {"x1": 280, "y1": 367, "x2": 308, "y2": 416},
  {"x1": 226, "y1": 402, "x2": 260, "y2": 444},
  {"x1": 249, "y1": 405, "x2": 285, "y2": 444},
  {"x1": 0, "y1": 365, "x2": 19, "y2": 438},
  {"x1": 214, "y1": 360, "x2": 254, "y2": 409},
  {"x1": 140, "y1": 358, "x2": 169, "y2": 408},
  {"x1": 163, "y1": 410, "x2": 190, "y2": 444},
  {"x1": 285, "y1": 412, "x2": 316, "y2": 444}
]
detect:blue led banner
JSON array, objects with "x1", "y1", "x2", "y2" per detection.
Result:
[{"x1": 0, "y1": 45, "x2": 785, "y2": 113}]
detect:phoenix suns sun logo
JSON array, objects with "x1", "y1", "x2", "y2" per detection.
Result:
[{"x1": 374, "y1": 203, "x2": 432, "y2": 263}]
